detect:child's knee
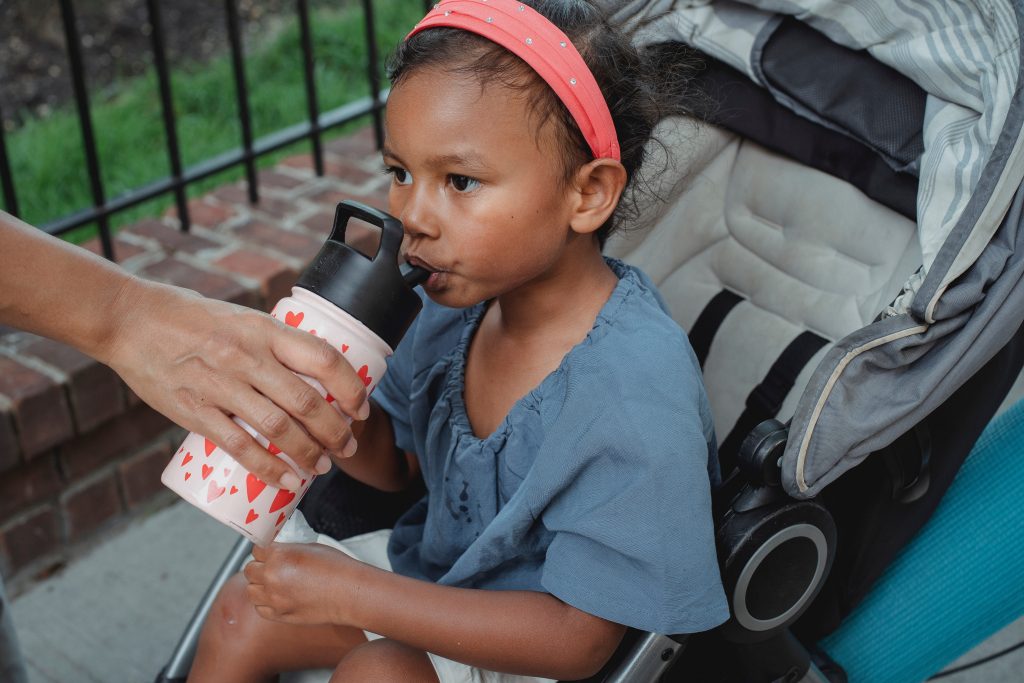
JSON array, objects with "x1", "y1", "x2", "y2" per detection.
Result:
[
  {"x1": 331, "y1": 639, "x2": 438, "y2": 683},
  {"x1": 202, "y1": 573, "x2": 263, "y2": 648}
]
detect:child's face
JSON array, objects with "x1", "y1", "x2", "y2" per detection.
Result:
[{"x1": 383, "y1": 66, "x2": 582, "y2": 308}]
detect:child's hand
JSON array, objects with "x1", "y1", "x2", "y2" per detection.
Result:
[{"x1": 244, "y1": 541, "x2": 360, "y2": 626}]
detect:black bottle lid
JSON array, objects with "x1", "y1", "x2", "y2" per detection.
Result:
[{"x1": 295, "y1": 201, "x2": 429, "y2": 349}]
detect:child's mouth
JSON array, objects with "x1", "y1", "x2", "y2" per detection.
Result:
[
  {"x1": 405, "y1": 255, "x2": 447, "y2": 292},
  {"x1": 423, "y1": 272, "x2": 446, "y2": 292}
]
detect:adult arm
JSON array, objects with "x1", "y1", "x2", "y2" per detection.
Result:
[
  {"x1": 247, "y1": 542, "x2": 625, "y2": 680},
  {"x1": 0, "y1": 211, "x2": 371, "y2": 489}
]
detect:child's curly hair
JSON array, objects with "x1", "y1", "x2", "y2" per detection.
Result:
[{"x1": 387, "y1": 0, "x2": 704, "y2": 246}]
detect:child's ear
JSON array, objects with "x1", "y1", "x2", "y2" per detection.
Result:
[{"x1": 569, "y1": 159, "x2": 628, "y2": 236}]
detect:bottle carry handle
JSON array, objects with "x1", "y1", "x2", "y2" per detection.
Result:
[{"x1": 328, "y1": 200, "x2": 404, "y2": 261}]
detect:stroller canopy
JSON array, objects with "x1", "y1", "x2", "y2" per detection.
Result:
[{"x1": 614, "y1": 0, "x2": 1024, "y2": 496}]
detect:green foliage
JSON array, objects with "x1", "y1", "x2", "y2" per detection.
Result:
[{"x1": 3, "y1": 0, "x2": 421, "y2": 242}]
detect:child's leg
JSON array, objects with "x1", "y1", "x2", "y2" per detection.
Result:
[
  {"x1": 330, "y1": 639, "x2": 439, "y2": 682},
  {"x1": 188, "y1": 573, "x2": 367, "y2": 683}
]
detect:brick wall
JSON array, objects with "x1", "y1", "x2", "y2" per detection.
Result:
[{"x1": 0, "y1": 127, "x2": 388, "y2": 590}]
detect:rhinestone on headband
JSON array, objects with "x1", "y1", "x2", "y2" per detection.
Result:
[{"x1": 525, "y1": 37, "x2": 533, "y2": 45}]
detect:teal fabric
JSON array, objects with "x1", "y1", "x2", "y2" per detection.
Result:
[{"x1": 820, "y1": 398, "x2": 1024, "y2": 682}]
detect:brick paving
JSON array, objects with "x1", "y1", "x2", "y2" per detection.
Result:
[{"x1": 0, "y1": 125, "x2": 390, "y2": 592}]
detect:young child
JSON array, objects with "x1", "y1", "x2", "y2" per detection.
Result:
[{"x1": 188, "y1": 1, "x2": 728, "y2": 680}]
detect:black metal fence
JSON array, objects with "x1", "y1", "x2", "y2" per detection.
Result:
[{"x1": 0, "y1": 0, "x2": 421, "y2": 260}]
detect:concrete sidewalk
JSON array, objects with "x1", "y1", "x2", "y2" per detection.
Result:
[
  {"x1": 8, "y1": 497, "x2": 1024, "y2": 682},
  {"x1": 9, "y1": 498, "x2": 235, "y2": 682}
]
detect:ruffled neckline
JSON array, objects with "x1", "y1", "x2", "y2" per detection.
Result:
[{"x1": 443, "y1": 258, "x2": 638, "y2": 450}]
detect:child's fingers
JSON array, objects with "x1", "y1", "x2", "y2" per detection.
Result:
[
  {"x1": 245, "y1": 583, "x2": 271, "y2": 613},
  {"x1": 243, "y1": 557, "x2": 264, "y2": 585},
  {"x1": 251, "y1": 544, "x2": 269, "y2": 562}
]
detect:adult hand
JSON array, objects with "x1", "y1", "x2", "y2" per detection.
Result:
[
  {"x1": 245, "y1": 541, "x2": 362, "y2": 625},
  {"x1": 99, "y1": 277, "x2": 369, "y2": 490}
]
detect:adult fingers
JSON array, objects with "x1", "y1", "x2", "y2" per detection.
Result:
[
  {"x1": 221, "y1": 374, "x2": 339, "y2": 476},
  {"x1": 195, "y1": 408, "x2": 304, "y2": 491},
  {"x1": 268, "y1": 324, "x2": 370, "y2": 424},
  {"x1": 245, "y1": 363, "x2": 355, "y2": 470}
]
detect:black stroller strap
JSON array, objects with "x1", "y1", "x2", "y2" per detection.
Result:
[
  {"x1": 719, "y1": 330, "x2": 829, "y2": 474},
  {"x1": 689, "y1": 289, "x2": 744, "y2": 368}
]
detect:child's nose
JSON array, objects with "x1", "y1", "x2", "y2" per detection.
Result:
[{"x1": 397, "y1": 187, "x2": 440, "y2": 239}]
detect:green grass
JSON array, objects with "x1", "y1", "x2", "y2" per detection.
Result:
[{"x1": 3, "y1": 0, "x2": 422, "y2": 243}]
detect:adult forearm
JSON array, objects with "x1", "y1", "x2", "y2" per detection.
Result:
[
  {"x1": 345, "y1": 565, "x2": 624, "y2": 680},
  {"x1": 0, "y1": 211, "x2": 137, "y2": 360}
]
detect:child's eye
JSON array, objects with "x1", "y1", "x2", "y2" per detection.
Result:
[
  {"x1": 384, "y1": 166, "x2": 413, "y2": 186},
  {"x1": 449, "y1": 175, "x2": 480, "y2": 193}
]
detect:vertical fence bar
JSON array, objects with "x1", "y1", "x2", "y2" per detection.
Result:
[
  {"x1": 360, "y1": 0, "x2": 384, "y2": 149},
  {"x1": 296, "y1": 0, "x2": 324, "y2": 176},
  {"x1": 59, "y1": 0, "x2": 113, "y2": 259},
  {"x1": 145, "y1": 0, "x2": 190, "y2": 231},
  {"x1": 224, "y1": 0, "x2": 259, "y2": 204},
  {"x1": 0, "y1": 101, "x2": 19, "y2": 218}
]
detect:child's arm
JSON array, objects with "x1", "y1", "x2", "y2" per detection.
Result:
[
  {"x1": 247, "y1": 542, "x2": 626, "y2": 680},
  {"x1": 331, "y1": 401, "x2": 421, "y2": 492}
]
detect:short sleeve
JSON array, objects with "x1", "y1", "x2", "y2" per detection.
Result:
[
  {"x1": 371, "y1": 315, "x2": 420, "y2": 454},
  {"x1": 533, "y1": 347, "x2": 729, "y2": 634}
]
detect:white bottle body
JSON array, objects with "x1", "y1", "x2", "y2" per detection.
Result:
[{"x1": 160, "y1": 287, "x2": 392, "y2": 545}]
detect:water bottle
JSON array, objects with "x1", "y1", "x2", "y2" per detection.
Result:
[{"x1": 161, "y1": 201, "x2": 427, "y2": 545}]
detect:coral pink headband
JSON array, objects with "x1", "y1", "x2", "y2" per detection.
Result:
[{"x1": 407, "y1": 0, "x2": 621, "y2": 161}]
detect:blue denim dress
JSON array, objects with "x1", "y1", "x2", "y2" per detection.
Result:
[{"x1": 373, "y1": 259, "x2": 728, "y2": 634}]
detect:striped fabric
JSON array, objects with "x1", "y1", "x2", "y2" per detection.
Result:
[
  {"x1": 609, "y1": 0, "x2": 1024, "y2": 498},
  {"x1": 618, "y1": 0, "x2": 1021, "y2": 317}
]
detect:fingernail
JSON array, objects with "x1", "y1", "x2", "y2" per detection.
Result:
[
  {"x1": 342, "y1": 438, "x2": 358, "y2": 458},
  {"x1": 280, "y1": 472, "x2": 301, "y2": 491},
  {"x1": 315, "y1": 454, "x2": 332, "y2": 474},
  {"x1": 357, "y1": 400, "x2": 370, "y2": 421}
]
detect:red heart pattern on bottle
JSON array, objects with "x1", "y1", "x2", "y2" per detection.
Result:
[
  {"x1": 201, "y1": 464, "x2": 213, "y2": 480},
  {"x1": 184, "y1": 472, "x2": 191, "y2": 481},
  {"x1": 246, "y1": 474, "x2": 267, "y2": 502},
  {"x1": 207, "y1": 481, "x2": 226, "y2": 503},
  {"x1": 246, "y1": 509, "x2": 259, "y2": 524},
  {"x1": 276, "y1": 513, "x2": 287, "y2": 526},
  {"x1": 357, "y1": 365, "x2": 373, "y2": 387},
  {"x1": 285, "y1": 311, "x2": 304, "y2": 328},
  {"x1": 181, "y1": 452, "x2": 193, "y2": 467},
  {"x1": 341, "y1": 344, "x2": 349, "y2": 353},
  {"x1": 269, "y1": 489, "x2": 296, "y2": 513},
  {"x1": 204, "y1": 438, "x2": 216, "y2": 457},
  {"x1": 229, "y1": 486, "x2": 238, "y2": 495},
  {"x1": 268, "y1": 443, "x2": 282, "y2": 455}
]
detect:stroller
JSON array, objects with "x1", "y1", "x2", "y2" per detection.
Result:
[{"x1": 157, "y1": 0, "x2": 1024, "y2": 681}]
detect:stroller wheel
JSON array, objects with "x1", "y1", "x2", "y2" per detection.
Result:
[{"x1": 717, "y1": 494, "x2": 837, "y2": 643}]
